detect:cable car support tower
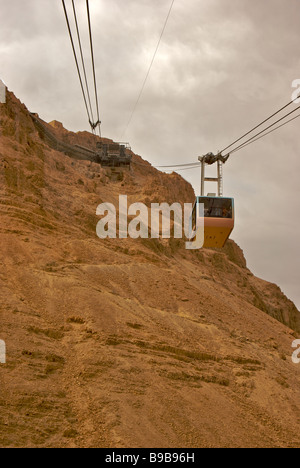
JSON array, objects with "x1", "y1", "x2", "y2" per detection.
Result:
[{"x1": 198, "y1": 152, "x2": 230, "y2": 197}]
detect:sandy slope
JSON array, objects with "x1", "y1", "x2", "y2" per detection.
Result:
[{"x1": 0, "y1": 91, "x2": 300, "y2": 448}]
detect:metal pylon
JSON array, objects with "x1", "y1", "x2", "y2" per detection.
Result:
[{"x1": 198, "y1": 156, "x2": 223, "y2": 197}]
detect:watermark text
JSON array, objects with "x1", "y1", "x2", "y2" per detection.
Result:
[
  {"x1": 292, "y1": 339, "x2": 300, "y2": 364},
  {"x1": 96, "y1": 196, "x2": 204, "y2": 250},
  {"x1": 0, "y1": 340, "x2": 6, "y2": 364},
  {"x1": 292, "y1": 79, "x2": 300, "y2": 103}
]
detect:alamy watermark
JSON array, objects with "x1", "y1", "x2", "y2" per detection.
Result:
[
  {"x1": 292, "y1": 339, "x2": 300, "y2": 364},
  {"x1": 291, "y1": 79, "x2": 300, "y2": 103},
  {"x1": 0, "y1": 340, "x2": 6, "y2": 364},
  {"x1": 96, "y1": 196, "x2": 204, "y2": 250}
]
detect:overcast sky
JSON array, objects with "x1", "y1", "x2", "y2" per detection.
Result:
[{"x1": 1, "y1": 0, "x2": 299, "y2": 309}]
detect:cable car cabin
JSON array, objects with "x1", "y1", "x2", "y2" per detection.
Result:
[
  {"x1": 96, "y1": 142, "x2": 132, "y2": 168},
  {"x1": 191, "y1": 196, "x2": 234, "y2": 248}
]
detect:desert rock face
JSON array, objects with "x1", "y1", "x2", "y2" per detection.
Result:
[{"x1": 0, "y1": 91, "x2": 300, "y2": 448}]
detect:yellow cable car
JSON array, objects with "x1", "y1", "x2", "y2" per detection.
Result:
[
  {"x1": 189, "y1": 153, "x2": 234, "y2": 248},
  {"x1": 191, "y1": 196, "x2": 234, "y2": 248}
]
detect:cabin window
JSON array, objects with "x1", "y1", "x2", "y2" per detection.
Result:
[{"x1": 199, "y1": 198, "x2": 233, "y2": 219}]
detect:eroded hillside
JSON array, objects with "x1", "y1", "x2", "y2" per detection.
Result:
[{"x1": 0, "y1": 90, "x2": 300, "y2": 448}]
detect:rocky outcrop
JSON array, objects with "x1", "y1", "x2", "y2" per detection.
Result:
[{"x1": 0, "y1": 89, "x2": 300, "y2": 448}]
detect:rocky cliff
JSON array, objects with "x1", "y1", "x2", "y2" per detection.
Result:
[{"x1": 0, "y1": 90, "x2": 300, "y2": 448}]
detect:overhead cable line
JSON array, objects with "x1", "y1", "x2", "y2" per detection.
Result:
[
  {"x1": 155, "y1": 105, "x2": 300, "y2": 170},
  {"x1": 230, "y1": 113, "x2": 300, "y2": 154},
  {"x1": 120, "y1": 0, "x2": 175, "y2": 139},
  {"x1": 170, "y1": 165, "x2": 200, "y2": 172},
  {"x1": 62, "y1": 0, "x2": 92, "y2": 124},
  {"x1": 225, "y1": 103, "x2": 300, "y2": 156},
  {"x1": 220, "y1": 93, "x2": 300, "y2": 154},
  {"x1": 86, "y1": 0, "x2": 102, "y2": 138},
  {"x1": 71, "y1": 0, "x2": 95, "y2": 131},
  {"x1": 156, "y1": 161, "x2": 201, "y2": 168}
]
